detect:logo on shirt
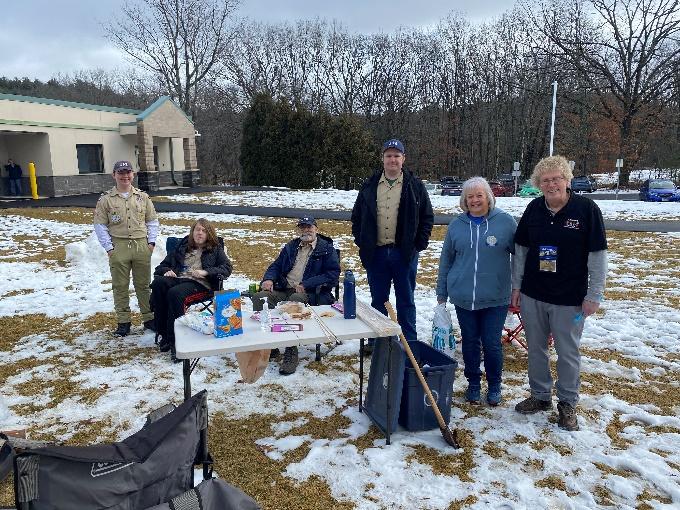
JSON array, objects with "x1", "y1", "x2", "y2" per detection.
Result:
[
  {"x1": 564, "y1": 218, "x2": 580, "y2": 229},
  {"x1": 486, "y1": 235, "x2": 497, "y2": 247},
  {"x1": 110, "y1": 213, "x2": 121, "y2": 224}
]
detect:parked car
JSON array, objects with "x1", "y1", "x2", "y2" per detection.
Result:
[
  {"x1": 570, "y1": 175, "x2": 596, "y2": 193},
  {"x1": 489, "y1": 180, "x2": 514, "y2": 197},
  {"x1": 441, "y1": 181, "x2": 464, "y2": 196},
  {"x1": 440, "y1": 175, "x2": 459, "y2": 186},
  {"x1": 424, "y1": 182, "x2": 443, "y2": 195},
  {"x1": 639, "y1": 179, "x2": 680, "y2": 202},
  {"x1": 518, "y1": 182, "x2": 542, "y2": 197}
]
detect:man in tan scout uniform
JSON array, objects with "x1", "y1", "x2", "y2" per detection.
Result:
[
  {"x1": 94, "y1": 160, "x2": 159, "y2": 337},
  {"x1": 351, "y1": 139, "x2": 434, "y2": 353}
]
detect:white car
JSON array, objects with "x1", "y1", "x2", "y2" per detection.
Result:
[{"x1": 424, "y1": 183, "x2": 443, "y2": 195}]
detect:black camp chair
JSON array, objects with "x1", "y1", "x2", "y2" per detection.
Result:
[
  {"x1": 154, "y1": 236, "x2": 225, "y2": 345},
  {"x1": 13, "y1": 391, "x2": 217, "y2": 510}
]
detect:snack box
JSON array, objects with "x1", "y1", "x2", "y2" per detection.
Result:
[
  {"x1": 271, "y1": 323, "x2": 303, "y2": 332},
  {"x1": 214, "y1": 289, "x2": 243, "y2": 338}
]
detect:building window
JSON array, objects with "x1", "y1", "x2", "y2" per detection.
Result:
[{"x1": 76, "y1": 144, "x2": 104, "y2": 174}]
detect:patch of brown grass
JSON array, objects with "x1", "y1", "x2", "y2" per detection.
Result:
[
  {"x1": 208, "y1": 412, "x2": 355, "y2": 510},
  {"x1": 446, "y1": 495, "x2": 478, "y2": 510},
  {"x1": 2, "y1": 207, "x2": 93, "y2": 225},
  {"x1": 605, "y1": 413, "x2": 633, "y2": 449},
  {"x1": 405, "y1": 443, "x2": 473, "y2": 479},
  {"x1": 534, "y1": 475, "x2": 566, "y2": 491}
]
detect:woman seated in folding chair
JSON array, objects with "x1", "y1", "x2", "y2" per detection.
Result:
[{"x1": 151, "y1": 218, "x2": 232, "y2": 361}]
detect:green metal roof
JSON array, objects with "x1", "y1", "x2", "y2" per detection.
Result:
[
  {"x1": 0, "y1": 93, "x2": 142, "y2": 115},
  {"x1": 137, "y1": 95, "x2": 193, "y2": 124}
]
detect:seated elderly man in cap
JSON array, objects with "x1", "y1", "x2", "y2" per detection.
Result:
[{"x1": 252, "y1": 216, "x2": 340, "y2": 374}]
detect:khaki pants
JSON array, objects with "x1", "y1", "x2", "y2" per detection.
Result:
[
  {"x1": 109, "y1": 237, "x2": 153, "y2": 323},
  {"x1": 251, "y1": 288, "x2": 308, "y2": 311}
]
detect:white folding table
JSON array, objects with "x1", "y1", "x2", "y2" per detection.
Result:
[{"x1": 174, "y1": 302, "x2": 402, "y2": 472}]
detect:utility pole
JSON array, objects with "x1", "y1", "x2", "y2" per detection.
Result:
[{"x1": 549, "y1": 81, "x2": 558, "y2": 156}]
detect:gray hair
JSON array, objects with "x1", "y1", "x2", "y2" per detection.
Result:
[
  {"x1": 459, "y1": 177, "x2": 495, "y2": 213},
  {"x1": 531, "y1": 155, "x2": 574, "y2": 188}
]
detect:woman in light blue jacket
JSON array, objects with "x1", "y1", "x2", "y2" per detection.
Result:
[{"x1": 436, "y1": 177, "x2": 516, "y2": 406}]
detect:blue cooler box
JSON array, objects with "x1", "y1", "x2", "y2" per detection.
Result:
[
  {"x1": 363, "y1": 336, "x2": 405, "y2": 434},
  {"x1": 398, "y1": 341, "x2": 457, "y2": 431}
]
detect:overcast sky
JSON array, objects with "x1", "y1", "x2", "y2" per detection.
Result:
[{"x1": 1, "y1": 0, "x2": 511, "y2": 82}]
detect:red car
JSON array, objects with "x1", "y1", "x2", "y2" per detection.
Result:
[{"x1": 489, "y1": 180, "x2": 514, "y2": 197}]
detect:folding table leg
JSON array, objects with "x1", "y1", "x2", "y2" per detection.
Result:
[
  {"x1": 183, "y1": 359, "x2": 192, "y2": 401},
  {"x1": 359, "y1": 338, "x2": 365, "y2": 412},
  {"x1": 386, "y1": 337, "x2": 392, "y2": 445}
]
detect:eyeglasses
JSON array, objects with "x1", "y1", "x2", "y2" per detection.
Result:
[{"x1": 540, "y1": 176, "x2": 565, "y2": 186}]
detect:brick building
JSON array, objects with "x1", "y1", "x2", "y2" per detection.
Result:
[{"x1": 0, "y1": 93, "x2": 200, "y2": 197}]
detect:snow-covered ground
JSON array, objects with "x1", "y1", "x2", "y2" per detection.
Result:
[
  {"x1": 1, "y1": 199, "x2": 679, "y2": 510},
  {"x1": 157, "y1": 189, "x2": 680, "y2": 221}
]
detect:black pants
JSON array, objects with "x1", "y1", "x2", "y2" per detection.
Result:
[{"x1": 150, "y1": 276, "x2": 207, "y2": 347}]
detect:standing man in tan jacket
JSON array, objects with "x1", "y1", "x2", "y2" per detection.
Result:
[{"x1": 94, "y1": 160, "x2": 159, "y2": 336}]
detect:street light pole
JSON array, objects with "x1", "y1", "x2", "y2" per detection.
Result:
[{"x1": 549, "y1": 81, "x2": 558, "y2": 156}]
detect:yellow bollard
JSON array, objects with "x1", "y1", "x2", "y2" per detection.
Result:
[{"x1": 28, "y1": 162, "x2": 39, "y2": 199}]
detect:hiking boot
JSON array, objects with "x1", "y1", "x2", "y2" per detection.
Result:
[
  {"x1": 269, "y1": 348, "x2": 280, "y2": 361},
  {"x1": 465, "y1": 385, "x2": 481, "y2": 404},
  {"x1": 279, "y1": 346, "x2": 299, "y2": 375},
  {"x1": 158, "y1": 336, "x2": 172, "y2": 353},
  {"x1": 486, "y1": 388, "x2": 502, "y2": 407},
  {"x1": 113, "y1": 322, "x2": 131, "y2": 337},
  {"x1": 361, "y1": 341, "x2": 374, "y2": 356},
  {"x1": 557, "y1": 402, "x2": 579, "y2": 431},
  {"x1": 170, "y1": 349, "x2": 182, "y2": 364},
  {"x1": 515, "y1": 396, "x2": 552, "y2": 414},
  {"x1": 143, "y1": 319, "x2": 156, "y2": 332}
]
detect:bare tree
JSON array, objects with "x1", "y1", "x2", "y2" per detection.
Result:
[
  {"x1": 106, "y1": 0, "x2": 238, "y2": 117},
  {"x1": 527, "y1": 0, "x2": 680, "y2": 184}
]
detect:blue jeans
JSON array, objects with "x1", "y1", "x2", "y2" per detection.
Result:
[
  {"x1": 9, "y1": 178, "x2": 22, "y2": 196},
  {"x1": 455, "y1": 305, "x2": 508, "y2": 390},
  {"x1": 366, "y1": 246, "x2": 419, "y2": 341}
]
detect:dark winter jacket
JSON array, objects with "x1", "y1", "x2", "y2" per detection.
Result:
[
  {"x1": 262, "y1": 234, "x2": 340, "y2": 303},
  {"x1": 5, "y1": 163, "x2": 22, "y2": 180},
  {"x1": 351, "y1": 168, "x2": 434, "y2": 266},
  {"x1": 154, "y1": 236, "x2": 232, "y2": 291}
]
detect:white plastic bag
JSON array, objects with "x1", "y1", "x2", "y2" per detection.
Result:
[
  {"x1": 177, "y1": 310, "x2": 214, "y2": 335},
  {"x1": 431, "y1": 302, "x2": 456, "y2": 352}
]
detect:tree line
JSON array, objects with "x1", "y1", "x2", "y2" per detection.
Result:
[{"x1": 3, "y1": 0, "x2": 679, "y2": 187}]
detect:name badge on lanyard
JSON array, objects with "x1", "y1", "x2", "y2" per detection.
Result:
[{"x1": 539, "y1": 245, "x2": 558, "y2": 272}]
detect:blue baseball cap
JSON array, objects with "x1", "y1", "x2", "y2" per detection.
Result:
[
  {"x1": 382, "y1": 139, "x2": 405, "y2": 154},
  {"x1": 113, "y1": 160, "x2": 133, "y2": 172},
  {"x1": 297, "y1": 216, "x2": 317, "y2": 226}
]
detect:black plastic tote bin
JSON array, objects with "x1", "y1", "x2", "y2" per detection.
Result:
[
  {"x1": 398, "y1": 341, "x2": 457, "y2": 431},
  {"x1": 363, "y1": 336, "x2": 405, "y2": 434}
]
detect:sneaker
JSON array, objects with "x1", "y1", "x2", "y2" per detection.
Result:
[
  {"x1": 269, "y1": 348, "x2": 280, "y2": 361},
  {"x1": 113, "y1": 322, "x2": 131, "y2": 337},
  {"x1": 279, "y1": 346, "x2": 299, "y2": 375},
  {"x1": 557, "y1": 402, "x2": 579, "y2": 431},
  {"x1": 515, "y1": 396, "x2": 552, "y2": 414},
  {"x1": 143, "y1": 319, "x2": 156, "y2": 332},
  {"x1": 486, "y1": 388, "x2": 502, "y2": 406},
  {"x1": 465, "y1": 385, "x2": 481, "y2": 404}
]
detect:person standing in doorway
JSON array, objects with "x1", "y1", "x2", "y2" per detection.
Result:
[
  {"x1": 351, "y1": 139, "x2": 434, "y2": 353},
  {"x1": 94, "y1": 160, "x2": 159, "y2": 337},
  {"x1": 5, "y1": 159, "x2": 23, "y2": 196}
]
